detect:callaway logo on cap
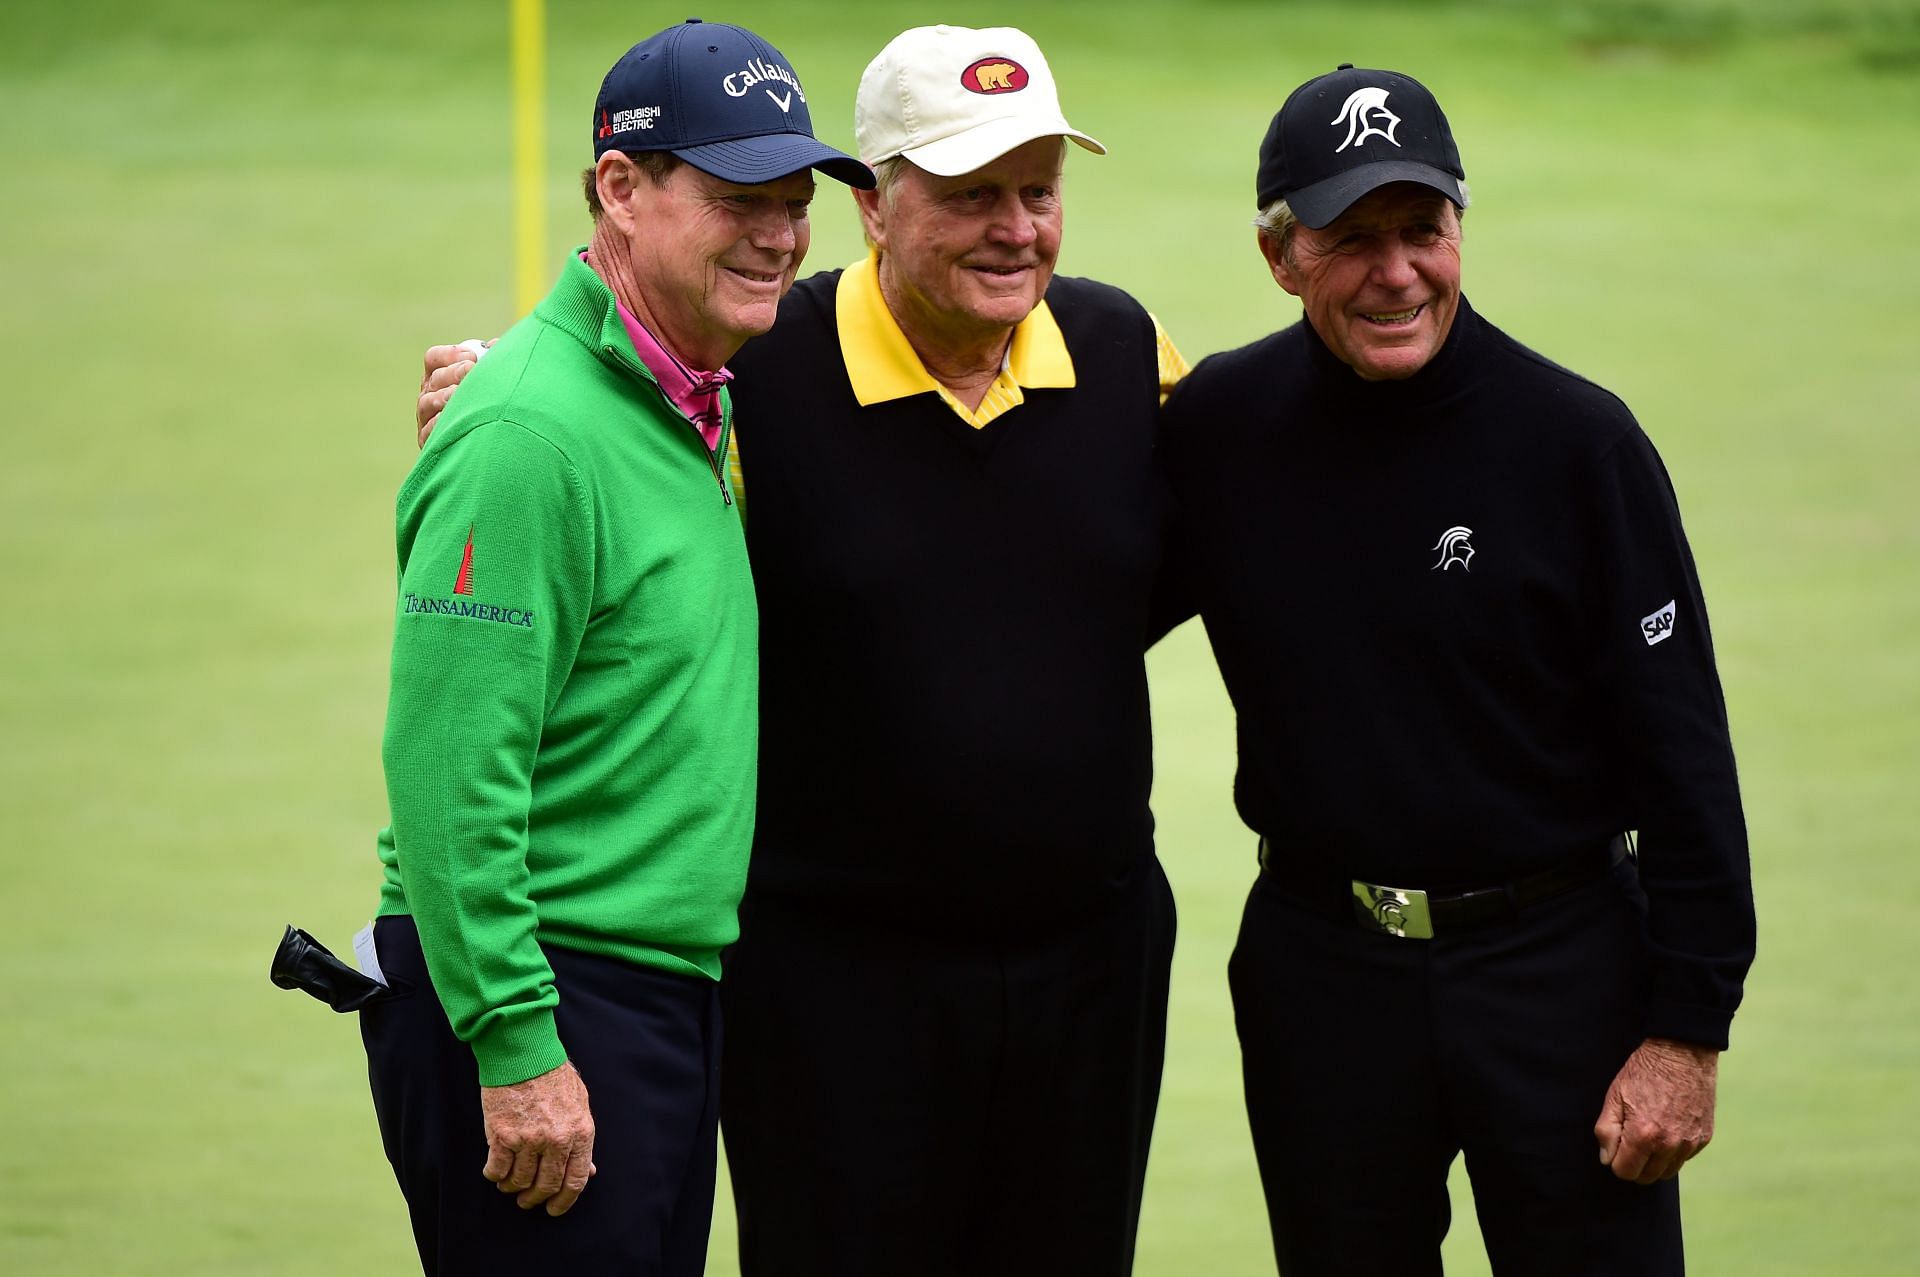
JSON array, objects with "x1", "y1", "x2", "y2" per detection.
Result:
[
  {"x1": 1255, "y1": 64, "x2": 1467, "y2": 227},
  {"x1": 593, "y1": 18, "x2": 873, "y2": 189},
  {"x1": 855, "y1": 25, "x2": 1104, "y2": 176}
]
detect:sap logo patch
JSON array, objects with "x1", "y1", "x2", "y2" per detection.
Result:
[{"x1": 1640, "y1": 599, "x2": 1677, "y2": 646}]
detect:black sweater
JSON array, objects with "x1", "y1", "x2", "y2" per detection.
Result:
[
  {"x1": 1162, "y1": 297, "x2": 1754, "y2": 1048},
  {"x1": 728, "y1": 272, "x2": 1168, "y2": 933}
]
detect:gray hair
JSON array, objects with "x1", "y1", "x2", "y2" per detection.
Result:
[
  {"x1": 1252, "y1": 197, "x2": 1303, "y2": 265},
  {"x1": 871, "y1": 155, "x2": 914, "y2": 202},
  {"x1": 859, "y1": 156, "x2": 912, "y2": 249}
]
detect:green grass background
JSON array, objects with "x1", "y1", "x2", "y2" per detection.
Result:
[{"x1": 3, "y1": 0, "x2": 1917, "y2": 1271}]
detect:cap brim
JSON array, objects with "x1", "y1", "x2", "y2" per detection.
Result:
[
  {"x1": 896, "y1": 115, "x2": 1104, "y2": 178},
  {"x1": 676, "y1": 134, "x2": 876, "y2": 189},
  {"x1": 1287, "y1": 161, "x2": 1466, "y2": 228}
]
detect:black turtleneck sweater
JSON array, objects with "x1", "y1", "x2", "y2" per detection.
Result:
[
  {"x1": 1161, "y1": 297, "x2": 1754, "y2": 1049},
  {"x1": 728, "y1": 272, "x2": 1168, "y2": 936}
]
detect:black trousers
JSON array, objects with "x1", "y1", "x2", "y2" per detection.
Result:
[
  {"x1": 1230, "y1": 855, "x2": 1684, "y2": 1277},
  {"x1": 720, "y1": 854, "x2": 1178, "y2": 1276},
  {"x1": 359, "y1": 915, "x2": 722, "y2": 1276}
]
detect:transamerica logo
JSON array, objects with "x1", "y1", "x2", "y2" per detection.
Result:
[
  {"x1": 402, "y1": 594, "x2": 536, "y2": 629},
  {"x1": 454, "y1": 525, "x2": 475, "y2": 595},
  {"x1": 1332, "y1": 87, "x2": 1402, "y2": 152},
  {"x1": 412, "y1": 525, "x2": 531, "y2": 626}
]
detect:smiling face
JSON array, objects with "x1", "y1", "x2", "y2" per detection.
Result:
[
  {"x1": 615, "y1": 158, "x2": 815, "y2": 369},
  {"x1": 856, "y1": 136, "x2": 1065, "y2": 352},
  {"x1": 1264, "y1": 182, "x2": 1463, "y2": 381}
]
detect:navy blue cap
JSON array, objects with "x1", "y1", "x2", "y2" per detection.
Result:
[
  {"x1": 1256, "y1": 65, "x2": 1465, "y2": 226},
  {"x1": 593, "y1": 19, "x2": 874, "y2": 188}
]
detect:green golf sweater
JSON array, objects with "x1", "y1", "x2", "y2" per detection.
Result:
[{"x1": 374, "y1": 251, "x2": 757, "y2": 1086}]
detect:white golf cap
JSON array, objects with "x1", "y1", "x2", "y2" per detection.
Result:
[{"x1": 854, "y1": 25, "x2": 1105, "y2": 176}]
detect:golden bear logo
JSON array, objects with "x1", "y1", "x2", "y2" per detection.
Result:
[{"x1": 962, "y1": 57, "x2": 1029, "y2": 95}]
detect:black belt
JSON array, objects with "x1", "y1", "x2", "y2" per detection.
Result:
[{"x1": 1256, "y1": 835, "x2": 1630, "y2": 939}]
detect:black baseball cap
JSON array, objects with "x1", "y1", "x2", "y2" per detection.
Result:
[
  {"x1": 1255, "y1": 64, "x2": 1465, "y2": 227},
  {"x1": 593, "y1": 18, "x2": 874, "y2": 189}
]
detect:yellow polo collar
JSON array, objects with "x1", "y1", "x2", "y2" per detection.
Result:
[{"x1": 833, "y1": 250, "x2": 1076, "y2": 428}]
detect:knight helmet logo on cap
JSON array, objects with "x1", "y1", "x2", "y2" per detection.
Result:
[
  {"x1": 1430, "y1": 526, "x2": 1475, "y2": 573},
  {"x1": 1332, "y1": 87, "x2": 1402, "y2": 152},
  {"x1": 962, "y1": 57, "x2": 1029, "y2": 95}
]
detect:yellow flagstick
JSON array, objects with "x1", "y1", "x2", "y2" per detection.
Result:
[{"x1": 511, "y1": 0, "x2": 547, "y2": 315}]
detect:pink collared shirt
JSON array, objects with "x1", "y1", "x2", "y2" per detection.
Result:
[{"x1": 600, "y1": 271, "x2": 733, "y2": 451}]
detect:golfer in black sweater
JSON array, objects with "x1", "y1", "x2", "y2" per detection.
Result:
[{"x1": 1162, "y1": 66, "x2": 1753, "y2": 1276}]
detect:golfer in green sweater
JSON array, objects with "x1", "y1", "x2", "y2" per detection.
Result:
[{"x1": 359, "y1": 20, "x2": 870, "y2": 1274}]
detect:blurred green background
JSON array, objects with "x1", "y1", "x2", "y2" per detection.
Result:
[{"x1": 3, "y1": 0, "x2": 1917, "y2": 1272}]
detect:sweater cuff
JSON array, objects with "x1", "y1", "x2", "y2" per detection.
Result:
[
  {"x1": 1643, "y1": 999, "x2": 1735, "y2": 1052},
  {"x1": 470, "y1": 1007, "x2": 568, "y2": 1087}
]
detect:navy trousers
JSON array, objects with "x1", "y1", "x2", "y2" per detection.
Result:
[
  {"x1": 1230, "y1": 854, "x2": 1684, "y2": 1276},
  {"x1": 360, "y1": 915, "x2": 722, "y2": 1276},
  {"x1": 720, "y1": 853, "x2": 1177, "y2": 1277}
]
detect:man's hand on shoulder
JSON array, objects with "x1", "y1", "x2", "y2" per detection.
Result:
[
  {"x1": 417, "y1": 339, "x2": 492, "y2": 449},
  {"x1": 480, "y1": 1059, "x2": 597, "y2": 1216},
  {"x1": 1594, "y1": 1036, "x2": 1718, "y2": 1185}
]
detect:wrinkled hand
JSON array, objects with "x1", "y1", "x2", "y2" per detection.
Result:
[
  {"x1": 1593, "y1": 1037, "x2": 1718, "y2": 1185},
  {"x1": 480, "y1": 1060, "x2": 597, "y2": 1215},
  {"x1": 416, "y1": 339, "x2": 490, "y2": 449}
]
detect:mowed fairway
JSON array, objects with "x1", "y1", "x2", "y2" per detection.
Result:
[{"x1": 2, "y1": 0, "x2": 1916, "y2": 1272}]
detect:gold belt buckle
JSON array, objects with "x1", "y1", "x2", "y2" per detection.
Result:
[{"x1": 1351, "y1": 880, "x2": 1434, "y2": 939}]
